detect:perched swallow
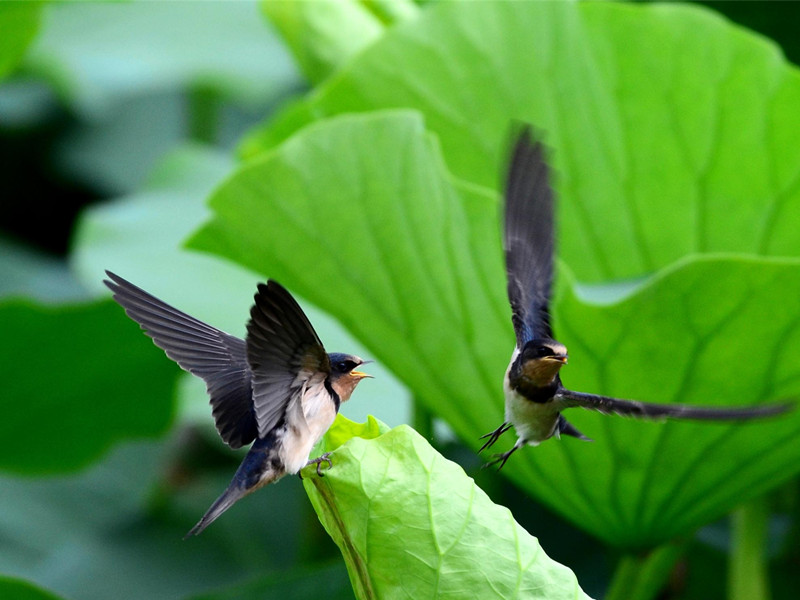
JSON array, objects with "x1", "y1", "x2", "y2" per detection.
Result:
[
  {"x1": 480, "y1": 128, "x2": 792, "y2": 469},
  {"x1": 104, "y1": 271, "x2": 370, "y2": 536}
]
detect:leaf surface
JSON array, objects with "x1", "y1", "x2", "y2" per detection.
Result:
[
  {"x1": 243, "y1": 1, "x2": 800, "y2": 283},
  {"x1": 303, "y1": 417, "x2": 592, "y2": 600}
]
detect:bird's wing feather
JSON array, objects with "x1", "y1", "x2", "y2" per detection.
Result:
[
  {"x1": 246, "y1": 280, "x2": 331, "y2": 438},
  {"x1": 504, "y1": 126, "x2": 555, "y2": 346},
  {"x1": 555, "y1": 389, "x2": 793, "y2": 421},
  {"x1": 104, "y1": 271, "x2": 257, "y2": 449}
]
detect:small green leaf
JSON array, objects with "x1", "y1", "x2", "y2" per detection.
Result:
[{"x1": 304, "y1": 420, "x2": 592, "y2": 600}]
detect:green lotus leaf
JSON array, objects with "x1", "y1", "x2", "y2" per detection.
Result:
[
  {"x1": 303, "y1": 420, "x2": 591, "y2": 599},
  {"x1": 243, "y1": 1, "x2": 800, "y2": 283}
]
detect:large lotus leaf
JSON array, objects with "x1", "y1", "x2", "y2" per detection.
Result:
[
  {"x1": 0, "y1": 2, "x2": 41, "y2": 80},
  {"x1": 191, "y1": 111, "x2": 800, "y2": 548},
  {"x1": 302, "y1": 416, "x2": 591, "y2": 600},
  {"x1": 243, "y1": 1, "x2": 800, "y2": 283}
]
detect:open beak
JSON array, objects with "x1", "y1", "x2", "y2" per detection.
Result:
[
  {"x1": 351, "y1": 360, "x2": 374, "y2": 379},
  {"x1": 547, "y1": 355, "x2": 568, "y2": 365}
]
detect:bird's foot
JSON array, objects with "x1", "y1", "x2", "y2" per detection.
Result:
[
  {"x1": 481, "y1": 445, "x2": 520, "y2": 471},
  {"x1": 304, "y1": 452, "x2": 333, "y2": 478},
  {"x1": 479, "y1": 422, "x2": 512, "y2": 452}
]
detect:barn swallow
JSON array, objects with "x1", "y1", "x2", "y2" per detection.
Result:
[
  {"x1": 480, "y1": 127, "x2": 792, "y2": 469},
  {"x1": 104, "y1": 271, "x2": 370, "y2": 536}
]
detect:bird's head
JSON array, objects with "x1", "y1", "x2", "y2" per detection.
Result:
[
  {"x1": 328, "y1": 353, "x2": 372, "y2": 402},
  {"x1": 518, "y1": 339, "x2": 568, "y2": 386}
]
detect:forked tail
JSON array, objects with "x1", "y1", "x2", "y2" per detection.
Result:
[
  {"x1": 184, "y1": 484, "x2": 250, "y2": 538},
  {"x1": 184, "y1": 435, "x2": 285, "y2": 538}
]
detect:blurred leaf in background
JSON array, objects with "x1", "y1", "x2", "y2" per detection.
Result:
[
  {"x1": 0, "y1": 576, "x2": 61, "y2": 600},
  {"x1": 0, "y1": 298, "x2": 176, "y2": 473},
  {"x1": 0, "y1": 2, "x2": 41, "y2": 81}
]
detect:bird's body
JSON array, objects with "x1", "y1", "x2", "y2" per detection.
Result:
[
  {"x1": 481, "y1": 127, "x2": 792, "y2": 469},
  {"x1": 104, "y1": 272, "x2": 370, "y2": 535},
  {"x1": 503, "y1": 347, "x2": 561, "y2": 443}
]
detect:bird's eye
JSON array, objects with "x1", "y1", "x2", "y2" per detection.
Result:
[
  {"x1": 341, "y1": 359, "x2": 358, "y2": 372},
  {"x1": 537, "y1": 346, "x2": 553, "y2": 357}
]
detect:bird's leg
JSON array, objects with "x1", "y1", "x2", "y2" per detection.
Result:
[
  {"x1": 482, "y1": 440, "x2": 523, "y2": 471},
  {"x1": 479, "y1": 422, "x2": 512, "y2": 452},
  {"x1": 305, "y1": 452, "x2": 334, "y2": 477}
]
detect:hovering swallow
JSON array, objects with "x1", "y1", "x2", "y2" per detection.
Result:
[
  {"x1": 104, "y1": 271, "x2": 370, "y2": 536},
  {"x1": 480, "y1": 127, "x2": 792, "y2": 469}
]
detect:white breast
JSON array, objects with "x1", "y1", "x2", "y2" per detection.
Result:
[
  {"x1": 504, "y1": 349, "x2": 561, "y2": 445},
  {"x1": 279, "y1": 380, "x2": 337, "y2": 473}
]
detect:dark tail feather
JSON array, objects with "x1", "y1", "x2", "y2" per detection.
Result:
[
  {"x1": 558, "y1": 415, "x2": 593, "y2": 442},
  {"x1": 184, "y1": 432, "x2": 288, "y2": 538},
  {"x1": 184, "y1": 483, "x2": 250, "y2": 539}
]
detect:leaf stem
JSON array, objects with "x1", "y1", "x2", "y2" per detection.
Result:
[
  {"x1": 605, "y1": 542, "x2": 685, "y2": 600},
  {"x1": 729, "y1": 497, "x2": 771, "y2": 600}
]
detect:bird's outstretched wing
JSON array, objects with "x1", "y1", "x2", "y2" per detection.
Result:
[
  {"x1": 504, "y1": 125, "x2": 556, "y2": 346},
  {"x1": 104, "y1": 271, "x2": 257, "y2": 449},
  {"x1": 555, "y1": 389, "x2": 793, "y2": 421},
  {"x1": 246, "y1": 280, "x2": 331, "y2": 438}
]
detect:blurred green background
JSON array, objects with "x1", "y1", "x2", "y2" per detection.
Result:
[{"x1": 3, "y1": 2, "x2": 800, "y2": 599}]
